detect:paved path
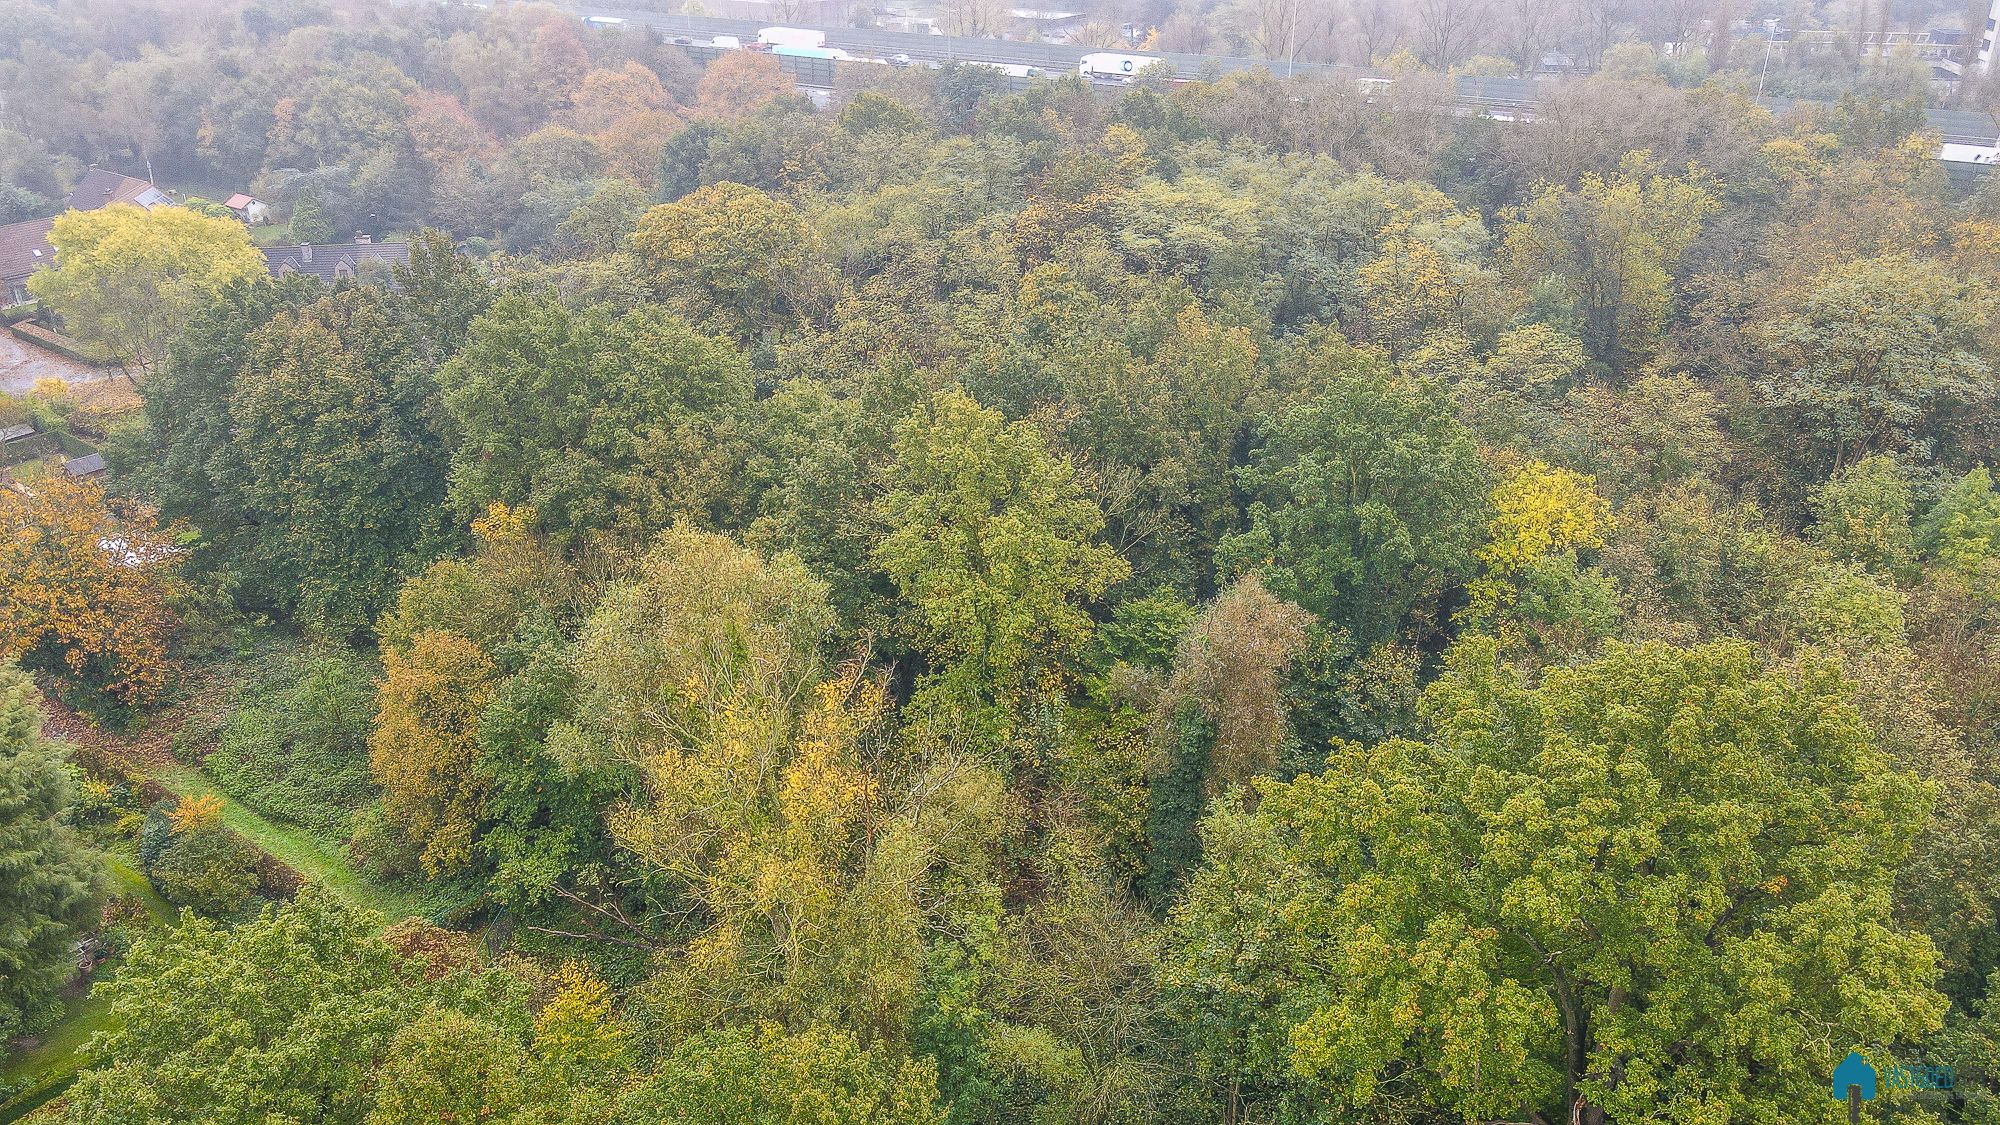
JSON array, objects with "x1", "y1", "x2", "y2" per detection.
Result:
[{"x1": 0, "y1": 331, "x2": 110, "y2": 396}]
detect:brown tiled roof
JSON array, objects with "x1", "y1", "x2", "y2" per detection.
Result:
[
  {"x1": 66, "y1": 168, "x2": 169, "y2": 211},
  {"x1": 0, "y1": 216, "x2": 56, "y2": 284}
]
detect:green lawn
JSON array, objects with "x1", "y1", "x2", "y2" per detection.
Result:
[{"x1": 154, "y1": 765, "x2": 426, "y2": 923}]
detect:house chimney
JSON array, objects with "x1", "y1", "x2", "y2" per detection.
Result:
[
  {"x1": 300, "y1": 243, "x2": 313, "y2": 263},
  {"x1": 354, "y1": 232, "x2": 371, "y2": 244}
]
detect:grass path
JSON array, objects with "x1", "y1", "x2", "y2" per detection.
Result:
[
  {"x1": 0, "y1": 769, "x2": 424, "y2": 1122},
  {"x1": 152, "y1": 765, "x2": 426, "y2": 923}
]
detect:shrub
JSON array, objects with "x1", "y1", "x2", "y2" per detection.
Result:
[
  {"x1": 150, "y1": 822, "x2": 259, "y2": 916},
  {"x1": 346, "y1": 802, "x2": 422, "y2": 880},
  {"x1": 206, "y1": 646, "x2": 377, "y2": 836}
]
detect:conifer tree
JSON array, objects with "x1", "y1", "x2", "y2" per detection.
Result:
[{"x1": 0, "y1": 663, "x2": 106, "y2": 1040}]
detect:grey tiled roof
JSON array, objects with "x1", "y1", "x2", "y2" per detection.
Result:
[{"x1": 261, "y1": 241, "x2": 410, "y2": 283}]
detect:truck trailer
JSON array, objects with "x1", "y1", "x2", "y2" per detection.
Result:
[
  {"x1": 758, "y1": 26, "x2": 827, "y2": 49},
  {"x1": 1077, "y1": 52, "x2": 1161, "y2": 80}
]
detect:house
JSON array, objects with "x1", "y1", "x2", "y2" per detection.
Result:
[
  {"x1": 0, "y1": 423, "x2": 37, "y2": 443},
  {"x1": 65, "y1": 168, "x2": 170, "y2": 212},
  {"x1": 224, "y1": 193, "x2": 273, "y2": 224},
  {"x1": 260, "y1": 239, "x2": 412, "y2": 284},
  {"x1": 0, "y1": 218, "x2": 55, "y2": 305},
  {"x1": 62, "y1": 452, "x2": 105, "y2": 479},
  {"x1": 1832, "y1": 1051, "x2": 1877, "y2": 1102},
  {"x1": 0, "y1": 168, "x2": 170, "y2": 305}
]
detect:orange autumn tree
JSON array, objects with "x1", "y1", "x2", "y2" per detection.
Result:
[
  {"x1": 692, "y1": 51, "x2": 791, "y2": 122},
  {"x1": 0, "y1": 474, "x2": 179, "y2": 704}
]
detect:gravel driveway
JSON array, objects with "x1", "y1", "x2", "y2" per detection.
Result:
[{"x1": 0, "y1": 330, "x2": 112, "y2": 396}]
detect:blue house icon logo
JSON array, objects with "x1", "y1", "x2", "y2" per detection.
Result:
[{"x1": 1833, "y1": 1051, "x2": 1878, "y2": 1102}]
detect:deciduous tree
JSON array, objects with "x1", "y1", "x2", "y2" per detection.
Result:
[
  {"x1": 1754, "y1": 254, "x2": 1995, "y2": 474},
  {"x1": 1218, "y1": 338, "x2": 1488, "y2": 645},
  {"x1": 370, "y1": 632, "x2": 498, "y2": 876},
  {"x1": 875, "y1": 389, "x2": 1129, "y2": 729},
  {"x1": 29, "y1": 204, "x2": 267, "y2": 375},
  {"x1": 1501, "y1": 154, "x2": 1719, "y2": 371},
  {"x1": 0, "y1": 475, "x2": 179, "y2": 705},
  {"x1": 631, "y1": 181, "x2": 820, "y2": 341},
  {"x1": 227, "y1": 288, "x2": 455, "y2": 634},
  {"x1": 438, "y1": 295, "x2": 752, "y2": 541},
  {"x1": 1161, "y1": 640, "x2": 1946, "y2": 1124}
]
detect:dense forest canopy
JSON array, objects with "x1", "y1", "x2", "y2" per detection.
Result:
[{"x1": 3, "y1": 0, "x2": 2000, "y2": 1123}]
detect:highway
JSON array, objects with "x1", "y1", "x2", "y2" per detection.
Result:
[
  {"x1": 569, "y1": 4, "x2": 1999, "y2": 147},
  {"x1": 573, "y1": 4, "x2": 1546, "y2": 108}
]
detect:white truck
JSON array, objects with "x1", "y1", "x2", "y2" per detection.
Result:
[
  {"x1": 758, "y1": 26, "x2": 826, "y2": 49},
  {"x1": 1077, "y1": 52, "x2": 1160, "y2": 80}
]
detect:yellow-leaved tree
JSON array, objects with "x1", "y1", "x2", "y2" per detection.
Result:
[
  {"x1": 28, "y1": 203, "x2": 267, "y2": 376},
  {"x1": 1463, "y1": 459, "x2": 1619, "y2": 660},
  {"x1": 0, "y1": 474, "x2": 180, "y2": 704}
]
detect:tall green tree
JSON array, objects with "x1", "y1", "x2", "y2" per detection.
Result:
[
  {"x1": 1161, "y1": 639, "x2": 1945, "y2": 1124},
  {"x1": 438, "y1": 295, "x2": 753, "y2": 542},
  {"x1": 874, "y1": 389, "x2": 1129, "y2": 736},
  {"x1": 1217, "y1": 337, "x2": 1488, "y2": 646},
  {"x1": 1755, "y1": 254, "x2": 1996, "y2": 474},
  {"x1": 115, "y1": 275, "x2": 322, "y2": 564},
  {"x1": 64, "y1": 891, "x2": 422, "y2": 1125},
  {"x1": 0, "y1": 663, "x2": 105, "y2": 1041},
  {"x1": 226, "y1": 288, "x2": 455, "y2": 634},
  {"x1": 392, "y1": 228, "x2": 493, "y2": 366}
]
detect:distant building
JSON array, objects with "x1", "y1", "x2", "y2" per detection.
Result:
[
  {"x1": 699, "y1": 0, "x2": 851, "y2": 23},
  {"x1": 1009, "y1": 8, "x2": 1087, "y2": 39},
  {"x1": 261, "y1": 239, "x2": 412, "y2": 284},
  {"x1": 0, "y1": 168, "x2": 170, "y2": 305},
  {"x1": 1981, "y1": 0, "x2": 2000, "y2": 73},
  {"x1": 0, "y1": 423, "x2": 37, "y2": 444}
]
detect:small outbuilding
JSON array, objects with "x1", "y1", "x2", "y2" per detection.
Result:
[{"x1": 225, "y1": 193, "x2": 273, "y2": 224}]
